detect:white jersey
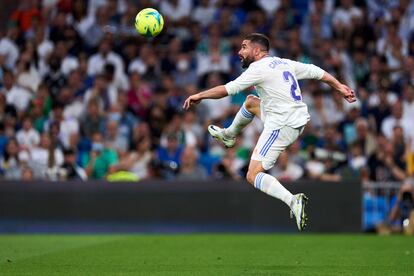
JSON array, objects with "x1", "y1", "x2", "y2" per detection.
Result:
[{"x1": 225, "y1": 56, "x2": 325, "y2": 130}]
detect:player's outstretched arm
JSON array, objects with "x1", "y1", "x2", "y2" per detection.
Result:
[
  {"x1": 183, "y1": 85, "x2": 228, "y2": 110},
  {"x1": 321, "y1": 72, "x2": 356, "y2": 103}
]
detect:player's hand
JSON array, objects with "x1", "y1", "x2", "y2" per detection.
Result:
[
  {"x1": 338, "y1": 84, "x2": 356, "y2": 103},
  {"x1": 183, "y1": 94, "x2": 202, "y2": 110}
]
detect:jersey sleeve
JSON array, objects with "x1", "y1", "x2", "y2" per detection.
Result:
[
  {"x1": 282, "y1": 59, "x2": 325, "y2": 80},
  {"x1": 225, "y1": 64, "x2": 263, "y2": 95}
]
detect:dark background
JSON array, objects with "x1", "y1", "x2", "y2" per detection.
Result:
[{"x1": 0, "y1": 180, "x2": 361, "y2": 233}]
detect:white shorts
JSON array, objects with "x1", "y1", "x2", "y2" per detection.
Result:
[{"x1": 251, "y1": 125, "x2": 304, "y2": 170}]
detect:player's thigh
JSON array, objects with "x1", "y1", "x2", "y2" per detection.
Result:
[
  {"x1": 244, "y1": 95, "x2": 261, "y2": 118},
  {"x1": 251, "y1": 126, "x2": 303, "y2": 171}
]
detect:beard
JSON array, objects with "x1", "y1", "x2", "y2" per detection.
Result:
[{"x1": 241, "y1": 55, "x2": 254, "y2": 68}]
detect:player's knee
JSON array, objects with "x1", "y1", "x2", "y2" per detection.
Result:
[
  {"x1": 244, "y1": 95, "x2": 258, "y2": 111},
  {"x1": 246, "y1": 170, "x2": 257, "y2": 185}
]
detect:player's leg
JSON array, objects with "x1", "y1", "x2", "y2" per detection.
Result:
[
  {"x1": 208, "y1": 95, "x2": 260, "y2": 148},
  {"x1": 246, "y1": 159, "x2": 295, "y2": 207},
  {"x1": 246, "y1": 128, "x2": 294, "y2": 207},
  {"x1": 247, "y1": 126, "x2": 308, "y2": 230}
]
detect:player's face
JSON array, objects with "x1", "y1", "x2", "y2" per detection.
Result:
[{"x1": 238, "y1": 40, "x2": 255, "y2": 68}]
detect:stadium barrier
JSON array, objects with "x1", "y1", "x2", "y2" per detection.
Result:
[{"x1": 0, "y1": 180, "x2": 361, "y2": 233}]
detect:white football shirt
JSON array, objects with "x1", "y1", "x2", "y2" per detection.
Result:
[{"x1": 225, "y1": 56, "x2": 325, "y2": 130}]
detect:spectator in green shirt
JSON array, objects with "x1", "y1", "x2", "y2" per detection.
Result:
[{"x1": 85, "y1": 132, "x2": 119, "y2": 179}]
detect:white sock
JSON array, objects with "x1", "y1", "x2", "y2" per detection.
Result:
[
  {"x1": 254, "y1": 172, "x2": 294, "y2": 208},
  {"x1": 224, "y1": 103, "x2": 254, "y2": 137}
]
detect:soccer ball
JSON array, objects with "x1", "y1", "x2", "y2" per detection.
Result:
[{"x1": 134, "y1": 8, "x2": 164, "y2": 38}]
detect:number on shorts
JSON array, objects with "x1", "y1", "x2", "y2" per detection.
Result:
[{"x1": 283, "y1": 71, "x2": 301, "y2": 101}]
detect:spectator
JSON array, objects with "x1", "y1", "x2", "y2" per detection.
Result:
[
  {"x1": 354, "y1": 117, "x2": 377, "y2": 157},
  {"x1": 84, "y1": 74, "x2": 117, "y2": 111},
  {"x1": 104, "y1": 119, "x2": 129, "y2": 154},
  {"x1": 29, "y1": 132, "x2": 64, "y2": 179},
  {"x1": 127, "y1": 72, "x2": 152, "y2": 120},
  {"x1": 80, "y1": 98, "x2": 106, "y2": 139},
  {"x1": 85, "y1": 132, "x2": 119, "y2": 179},
  {"x1": 381, "y1": 101, "x2": 411, "y2": 141},
  {"x1": 301, "y1": 0, "x2": 332, "y2": 50},
  {"x1": 270, "y1": 151, "x2": 304, "y2": 182},
  {"x1": 368, "y1": 86, "x2": 391, "y2": 133},
  {"x1": 16, "y1": 116, "x2": 40, "y2": 150},
  {"x1": 332, "y1": 0, "x2": 362, "y2": 37},
  {"x1": 45, "y1": 101, "x2": 79, "y2": 149},
  {"x1": 192, "y1": 0, "x2": 217, "y2": 28},
  {"x1": 21, "y1": 165, "x2": 34, "y2": 180},
  {"x1": 0, "y1": 92, "x2": 17, "y2": 124},
  {"x1": 156, "y1": 133, "x2": 183, "y2": 179},
  {"x1": 402, "y1": 84, "x2": 414, "y2": 122},
  {"x1": 177, "y1": 146, "x2": 207, "y2": 180},
  {"x1": 1, "y1": 69, "x2": 32, "y2": 116},
  {"x1": 196, "y1": 24, "x2": 231, "y2": 77},
  {"x1": 83, "y1": 6, "x2": 110, "y2": 48},
  {"x1": 159, "y1": 0, "x2": 192, "y2": 24},
  {"x1": 60, "y1": 148, "x2": 87, "y2": 181},
  {"x1": 87, "y1": 38, "x2": 127, "y2": 91},
  {"x1": 367, "y1": 134, "x2": 406, "y2": 181},
  {"x1": 43, "y1": 53, "x2": 66, "y2": 98},
  {"x1": 16, "y1": 42, "x2": 41, "y2": 93},
  {"x1": 213, "y1": 147, "x2": 243, "y2": 180},
  {"x1": 119, "y1": 136, "x2": 152, "y2": 180},
  {"x1": 0, "y1": 138, "x2": 22, "y2": 179},
  {"x1": 389, "y1": 180, "x2": 414, "y2": 233},
  {"x1": 0, "y1": 23, "x2": 19, "y2": 70}
]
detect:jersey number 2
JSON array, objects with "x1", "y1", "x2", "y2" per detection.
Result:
[{"x1": 283, "y1": 71, "x2": 301, "y2": 101}]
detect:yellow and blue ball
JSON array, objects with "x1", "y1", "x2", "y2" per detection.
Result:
[{"x1": 135, "y1": 8, "x2": 164, "y2": 38}]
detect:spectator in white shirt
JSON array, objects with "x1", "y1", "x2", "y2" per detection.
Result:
[
  {"x1": 70, "y1": 0, "x2": 94, "y2": 38},
  {"x1": 196, "y1": 24, "x2": 231, "y2": 77},
  {"x1": 83, "y1": 73, "x2": 117, "y2": 111},
  {"x1": 87, "y1": 38, "x2": 128, "y2": 90},
  {"x1": 0, "y1": 24, "x2": 19, "y2": 70},
  {"x1": 54, "y1": 40, "x2": 79, "y2": 76},
  {"x1": 1, "y1": 69, "x2": 32, "y2": 114},
  {"x1": 45, "y1": 101, "x2": 80, "y2": 149},
  {"x1": 29, "y1": 132, "x2": 64, "y2": 179},
  {"x1": 35, "y1": 26, "x2": 54, "y2": 77},
  {"x1": 16, "y1": 47, "x2": 41, "y2": 93},
  {"x1": 16, "y1": 117, "x2": 40, "y2": 150},
  {"x1": 381, "y1": 101, "x2": 412, "y2": 141},
  {"x1": 402, "y1": 84, "x2": 414, "y2": 121},
  {"x1": 332, "y1": 0, "x2": 362, "y2": 34},
  {"x1": 192, "y1": 0, "x2": 217, "y2": 27},
  {"x1": 160, "y1": 0, "x2": 192, "y2": 23}
]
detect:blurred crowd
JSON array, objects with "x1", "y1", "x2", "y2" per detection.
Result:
[{"x1": 0, "y1": 0, "x2": 414, "y2": 185}]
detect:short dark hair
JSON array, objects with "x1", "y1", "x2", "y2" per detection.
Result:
[{"x1": 244, "y1": 33, "x2": 270, "y2": 52}]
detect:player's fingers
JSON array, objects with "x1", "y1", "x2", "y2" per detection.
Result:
[
  {"x1": 345, "y1": 96, "x2": 356, "y2": 103},
  {"x1": 183, "y1": 99, "x2": 190, "y2": 109}
]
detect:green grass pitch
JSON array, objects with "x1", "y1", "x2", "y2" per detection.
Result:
[{"x1": 0, "y1": 234, "x2": 413, "y2": 275}]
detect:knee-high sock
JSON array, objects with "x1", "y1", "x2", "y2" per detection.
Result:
[
  {"x1": 254, "y1": 172, "x2": 294, "y2": 207},
  {"x1": 225, "y1": 103, "x2": 254, "y2": 137}
]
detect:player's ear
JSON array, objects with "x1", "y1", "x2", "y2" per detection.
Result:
[{"x1": 252, "y1": 45, "x2": 258, "y2": 56}]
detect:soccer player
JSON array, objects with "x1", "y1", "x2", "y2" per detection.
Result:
[{"x1": 183, "y1": 33, "x2": 356, "y2": 230}]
